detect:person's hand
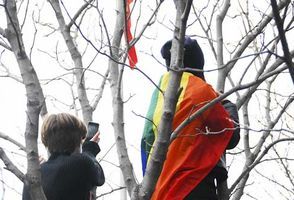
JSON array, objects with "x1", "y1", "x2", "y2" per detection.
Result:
[
  {"x1": 90, "y1": 132, "x2": 100, "y2": 144},
  {"x1": 39, "y1": 155, "x2": 47, "y2": 164}
]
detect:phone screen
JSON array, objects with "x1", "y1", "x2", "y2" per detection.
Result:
[{"x1": 87, "y1": 122, "x2": 99, "y2": 140}]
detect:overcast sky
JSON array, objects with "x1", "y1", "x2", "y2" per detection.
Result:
[{"x1": 1, "y1": 0, "x2": 293, "y2": 199}]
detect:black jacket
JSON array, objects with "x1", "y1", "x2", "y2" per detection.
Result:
[
  {"x1": 185, "y1": 100, "x2": 240, "y2": 200},
  {"x1": 212, "y1": 100, "x2": 240, "y2": 182},
  {"x1": 222, "y1": 99, "x2": 240, "y2": 149},
  {"x1": 22, "y1": 141, "x2": 105, "y2": 200}
]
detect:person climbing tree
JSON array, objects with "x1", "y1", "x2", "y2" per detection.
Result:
[{"x1": 141, "y1": 36, "x2": 240, "y2": 200}]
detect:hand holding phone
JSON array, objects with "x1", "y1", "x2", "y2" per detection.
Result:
[
  {"x1": 86, "y1": 122, "x2": 99, "y2": 141},
  {"x1": 90, "y1": 132, "x2": 100, "y2": 143}
]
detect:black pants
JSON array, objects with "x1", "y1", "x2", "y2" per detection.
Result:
[{"x1": 184, "y1": 174, "x2": 218, "y2": 200}]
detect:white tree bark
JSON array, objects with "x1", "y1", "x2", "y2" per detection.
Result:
[
  {"x1": 3, "y1": 0, "x2": 47, "y2": 199},
  {"x1": 216, "y1": 0, "x2": 230, "y2": 93},
  {"x1": 109, "y1": 0, "x2": 137, "y2": 196},
  {"x1": 215, "y1": 2, "x2": 231, "y2": 198}
]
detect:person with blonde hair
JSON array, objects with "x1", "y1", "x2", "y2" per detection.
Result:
[{"x1": 22, "y1": 113, "x2": 105, "y2": 200}]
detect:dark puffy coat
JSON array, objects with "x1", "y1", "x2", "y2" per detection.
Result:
[{"x1": 22, "y1": 141, "x2": 105, "y2": 200}]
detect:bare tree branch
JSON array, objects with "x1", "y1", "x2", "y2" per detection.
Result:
[
  {"x1": 96, "y1": 186, "x2": 127, "y2": 198},
  {"x1": 0, "y1": 147, "x2": 25, "y2": 183},
  {"x1": 0, "y1": 60, "x2": 23, "y2": 83},
  {"x1": 171, "y1": 64, "x2": 288, "y2": 141},
  {"x1": 0, "y1": 41, "x2": 12, "y2": 51},
  {"x1": 270, "y1": 0, "x2": 294, "y2": 84},
  {"x1": 91, "y1": 68, "x2": 109, "y2": 111},
  {"x1": 49, "y1": 0, "x2": 93, "y2": 123},
  {"x1": 230, "y1": 138, "x2": 294, "y2": 194},
  {"x1": 216, "y1": 0, "x2": 230, "y2": 93},
  {"x1": 0, "y1": 27, "x2": 7, "y2": 37},
  {"x1": 225, "y1": 0, "x2": 290, "y2": 75},
  {"x1": 68, "y1": 0, "x2": 95, "y2": 29},
  {"x1": 215, "y1": 2, "x2": 231, "y2": 197},
  {"x1": 237, "y1": 49, "x2": 294, "y2": 109},
  {"x1": 108, "y1": 0, "x2": 137, "y2": 196},
  {"x1": 273, "y1": 148, "x2": 294, "y2": 190},
  {"x1": 3, "y1": 0, "x2": 47, "y2": 199},
  {"x1": 130, "y1": 1, "x2": 163, "y2": 47},
  {"x1": 0, "y1": 132, "x2": 26, "y2": 152}
]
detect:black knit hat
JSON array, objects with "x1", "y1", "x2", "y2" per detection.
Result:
[{"x1": 160, "y1": 36, "x2": 205, "y2": 79}]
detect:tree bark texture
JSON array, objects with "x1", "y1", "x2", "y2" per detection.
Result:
[
  {"x1": 4, "y1": 0, "x2": 47, "y2": 199},
  {"x1": 215, "y1": 1, "x2": 231, "y2": 199},
  {"x1": 109, "y1": 0, "x2": 137, "y2": 196}
]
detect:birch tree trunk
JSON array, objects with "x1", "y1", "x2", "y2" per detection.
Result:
[
  {"x1": 109, "y1": 0, "x2": 137, "y2": 196},
  {"x1": 4, "y1": 0, "x2": 47, "y2": 199},
  {"x1": 215, "y1": 0, "x2": 230, "y2": 199},
  {"x1": 216, "y1": 0, "x2": 230, "y2": 93}
]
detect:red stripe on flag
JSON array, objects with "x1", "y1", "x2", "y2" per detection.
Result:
[{"x1": 126, "y1": 0, "x2": 138, "y2": 69}]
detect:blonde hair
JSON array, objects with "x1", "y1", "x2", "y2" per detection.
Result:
[{"x1": 41, "y1": 113, "x2": 87, "y2": 154}]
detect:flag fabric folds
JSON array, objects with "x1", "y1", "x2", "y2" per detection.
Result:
[
  {"x1": 126, "y1": 0, "x2": 137, "y2": 69},
  {"x1": 141, "y1": 72, "x2": 234, "y2": 200}
]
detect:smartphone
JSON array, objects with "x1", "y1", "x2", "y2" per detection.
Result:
[{"x1": 86, "y1": 122, "x2": 99, "y2": 140}]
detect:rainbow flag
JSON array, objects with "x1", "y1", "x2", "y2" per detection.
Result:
[
  {"x1": 125, "y1": 0, "x2": 137, "y2": 68},
  {"x1": 141, "y1": 72, "x2": 233, "y2": 199}
]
